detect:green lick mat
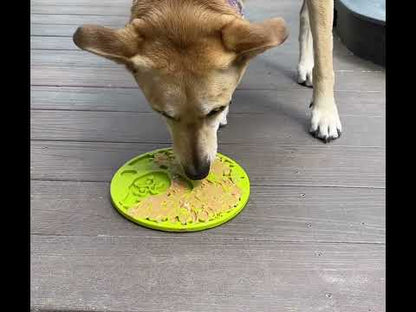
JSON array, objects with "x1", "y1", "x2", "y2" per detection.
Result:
[{"x1": 110, "y1": 148, "x2": 250, "y2": 232}]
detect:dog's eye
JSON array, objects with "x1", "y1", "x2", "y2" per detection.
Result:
[
  {"x1": 206, "y1": 106, "x2": 226, "y2": 118},
  {"x1": 156, "y1": 110, "x2": 176, "y2": 121},
  {"x1": 126, "y1": 63, "x2": 138, "y2": 74}
]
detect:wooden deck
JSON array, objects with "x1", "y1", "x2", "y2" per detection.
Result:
[{"x1": 30, "y1": 0, "x2": 385, "y2": 311}]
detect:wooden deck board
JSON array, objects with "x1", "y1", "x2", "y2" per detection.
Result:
[
  {"x1": 30, "y1": 47, "x2": 383, "y2": 72},
  {"x1": 31, "y1": 64, "x2": 385, "y2": 91},
  {"x1": 31, "y1": 141, "x2": 385, "y2": 188},
  {"x1": 30, "y1": 0, "x2": 385, "y2": 310},
  {"x1": 30, "y1": 86, "x2": 385, "y2": 116},
  {"x1": 30, "y1": 110, "x2": 385, "y2": 147},
  {"x1": 31, "y1": 180, "x2": 385, "y2": 243},
  {"x1": 31, "y1": 235, "x2": 385, "y2": 312}
]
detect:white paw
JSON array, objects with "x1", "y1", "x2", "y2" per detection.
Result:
[
  {"x1": 310, "y1": 102, "x2": 342, "y2": 143},
  {"x1": 219, "y1": 106, "x2": 229, "y2": 128},
  {"x1": 297, "y1": 63, "x2": 313, "y2": 87}
]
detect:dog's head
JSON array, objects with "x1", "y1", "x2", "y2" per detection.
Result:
[{"x1": 73, "y1": 5, "x2": 287, "y2": 180}]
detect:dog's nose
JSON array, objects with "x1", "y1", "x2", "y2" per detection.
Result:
[{"x1": 184, "y1": 162, "x2": 211, "y2": 180}]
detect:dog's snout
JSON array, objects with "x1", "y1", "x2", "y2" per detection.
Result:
[{"x1": 184, "y1": 160, "x2": 211, "y2": 180}]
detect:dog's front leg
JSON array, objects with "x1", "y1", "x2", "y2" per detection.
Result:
[
  {"x1": 306, "y1": 0, "x2": 342, "y2": 142},
  {"x1": 298, "y1": 0, "x2": 314, "y2": 87},
  {"x1": 219, "y1": 105, "x2": 229, "y2": 129}
]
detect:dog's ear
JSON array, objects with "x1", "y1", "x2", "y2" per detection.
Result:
[
  {"x1": 222, "y1": 17, "x2": 288, "y2": 56},
  {"x1": 73, "y1": 22, "x2": 142, "y2": 64}
]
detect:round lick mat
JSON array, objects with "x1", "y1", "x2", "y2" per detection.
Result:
[{"x1": 110, "y1": 148, "x2": 250, "y2": 232}]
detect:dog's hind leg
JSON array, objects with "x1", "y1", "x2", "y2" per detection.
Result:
[
  {"x1": 305, "y1": 0, "x2": 342, "y2": 142},
  {"x1": 297, "y1": 0, "x2": 314, "y2": 87}
]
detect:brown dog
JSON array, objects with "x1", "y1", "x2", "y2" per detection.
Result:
[{"x1": 73, "y1": 0, "x2": 341, "y2": 180}]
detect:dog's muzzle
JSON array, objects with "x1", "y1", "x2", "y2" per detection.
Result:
[{"x1": 183, "y1": 161, "x2": 211, "y2": 180}]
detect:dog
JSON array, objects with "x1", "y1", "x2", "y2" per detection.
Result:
[{"x1": 73, "y1": 0, "x2": 342, "y2": 180}]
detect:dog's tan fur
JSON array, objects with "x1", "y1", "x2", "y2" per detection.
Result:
[
  {"x1": 73, "y1": 0, "x2": 340, "y2": 180},
  {"x1": 298, "y1": 0, "x2": 342, "y2": 140}
]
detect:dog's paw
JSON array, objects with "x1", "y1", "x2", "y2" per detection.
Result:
[
  {"x1": 219, "y1": 120, "x2": 228, "y2": 129},
  {"x1": 297, "y1": 63, "x2": 313, "y2": 87},
  {"x1": 219, "y1": 106, "x2": 229, "y2": 129},
  {"x1": 309, "y1": 103, "x2": 342, "y2": 143}
]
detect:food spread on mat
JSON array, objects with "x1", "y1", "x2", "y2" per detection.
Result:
[{"x1": 125, "y1": 150, "x2": 243, "y2": 225}]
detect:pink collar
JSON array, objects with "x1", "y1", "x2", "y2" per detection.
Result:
[{"x1": 227, "y1": 0, "x2": 244, "y2": 17}]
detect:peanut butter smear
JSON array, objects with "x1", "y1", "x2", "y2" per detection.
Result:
[{"x1": 125, "y1": 150, "x2": 242, "y2": 225}]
